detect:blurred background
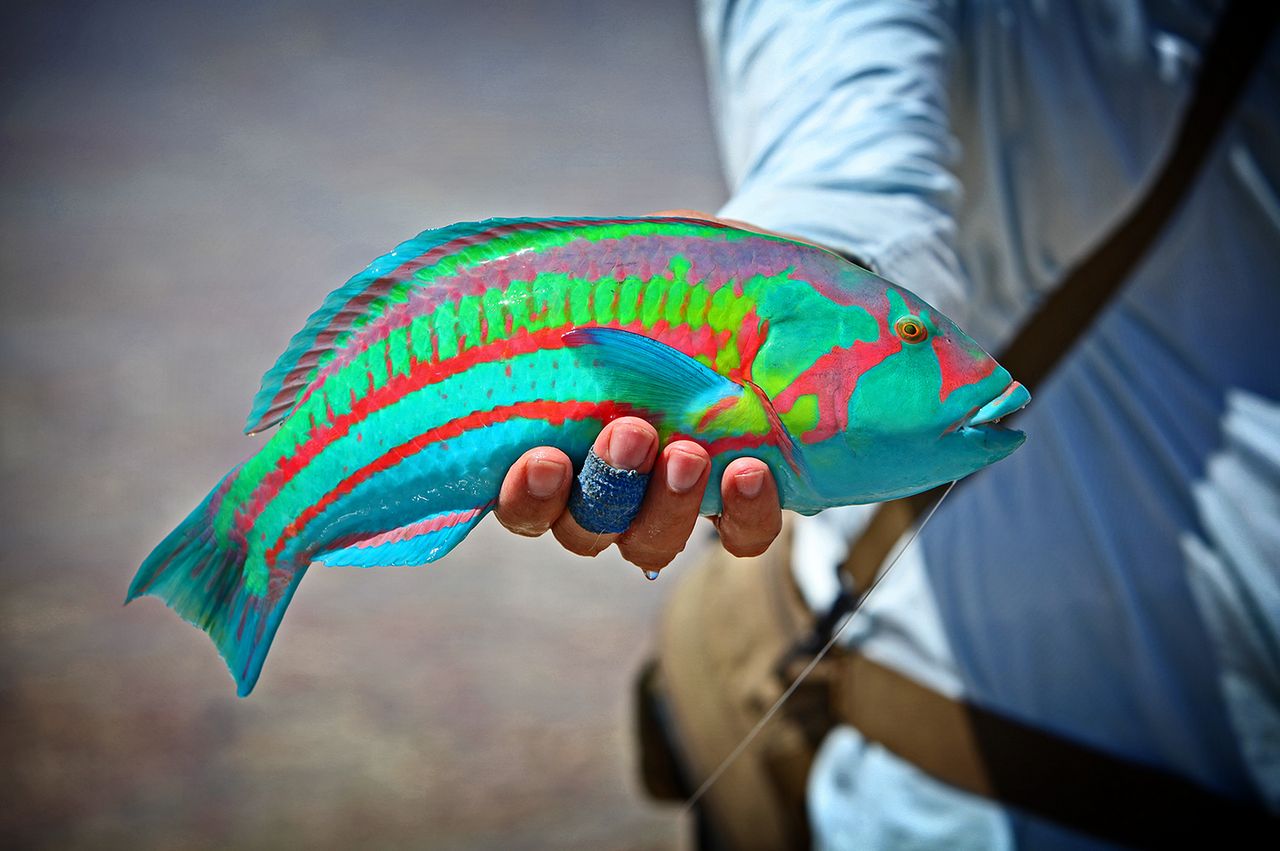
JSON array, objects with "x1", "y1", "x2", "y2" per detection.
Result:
[{"x1": 0, "y1": 1, "x2": 726, "y2": 847}]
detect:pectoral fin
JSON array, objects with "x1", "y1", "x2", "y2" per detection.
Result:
[{"x1": 563, "y1": 327, "x2": 744, "y2": 421}]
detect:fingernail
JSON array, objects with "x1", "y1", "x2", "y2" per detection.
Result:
[
  {"x1": 527, "y1": 456, "x2": 567, "y2": 499},
  {"x1": 666, "y1": 450, "x2": 707, "y2": 494},
  {"x1": 607, "y1": 425, "x2": 652, "y2": 471},
  {"x1": 734, "y1": 468, "x2": 765, "y2": 499}
]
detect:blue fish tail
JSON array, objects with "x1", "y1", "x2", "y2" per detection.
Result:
[{"x1": 126, "y1": 473, "x2": 305, "y2": 697}]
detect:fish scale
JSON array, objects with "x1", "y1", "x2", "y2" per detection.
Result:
[{"x1": 129, "y1": 215, "x2": 1030, "y2": 695}]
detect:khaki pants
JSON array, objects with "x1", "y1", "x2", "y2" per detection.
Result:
[
  {"x1": 640, "y1": 526, "x2": 819, "y2": 850},
  {"x1": 635, "y1": 527, "x2": 1280, "y2": 850}
]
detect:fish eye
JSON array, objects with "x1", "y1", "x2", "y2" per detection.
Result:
[{"x1": 894, "y1": 316, "x2": 928, "y2": 343}]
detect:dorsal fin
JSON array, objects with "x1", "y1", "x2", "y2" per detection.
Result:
[
  {"x1": 242, "y1": 215, "x2": 734, "y2": 434},
  {"x1": 244, "y1": 219, "x2": 496, "y2": 433}
]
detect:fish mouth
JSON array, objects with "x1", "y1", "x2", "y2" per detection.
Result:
[{"x1": 948, "y1": 381, "x2": 1031, "y2": 434}]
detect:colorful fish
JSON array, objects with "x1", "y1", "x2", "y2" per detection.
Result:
[{"x1": 127, "y1": 216, "x2": 1029, "y2": 695}]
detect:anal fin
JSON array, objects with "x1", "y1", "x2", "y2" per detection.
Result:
[{"x1": 315, "y1": 503, "x2": 491, "y2": 568}]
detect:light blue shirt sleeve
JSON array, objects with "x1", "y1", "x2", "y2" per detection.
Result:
[
  {"x1": 699, "y1": 0, "x2": 971, "y2": 323},
  {"x1": 699, "y1": 2, "x2": 1012, "y2": 847}
]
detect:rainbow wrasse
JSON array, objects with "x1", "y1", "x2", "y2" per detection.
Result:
[{"x1": 128, "y1": 216, "x2": 1030, "y2": 695}]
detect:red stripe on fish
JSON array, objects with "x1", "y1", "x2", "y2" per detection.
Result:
[
  {"x1": 298, "y1": 233, "x2": 789, "y2": 399},
  {"x1": 239, "y1": 316, "x2": 756, "y2": 539},
  {"x1": 774, "y1": 293, "x2": 902, "y2": 443},
  {"x1": 933, "y1": 334, "x2": 997, "y2": 403}
]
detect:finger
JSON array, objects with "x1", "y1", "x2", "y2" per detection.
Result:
[
  {"x1": 494, "y1": 447, "x2": 573, "y2": 537},
  {"x1": 650, "y1": 209, "x2": 821, "y2": 247},
  {"x1": 651, "y1": 208, "x2": 716, "y2": 221},
  {"x1": 618, "y1": 440, "x2": 710, "y2": 575},
  {"x1": 716, "y1": 457, "x2": 782, "y2": 558},
  {"x1": 650, "y1": 209, "x2": 828, "y2": 253},
  {"x1": 552, "y1": 417, "x2": 658, "y2": 557}
]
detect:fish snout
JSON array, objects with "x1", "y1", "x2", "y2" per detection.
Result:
[{"x1": 967, "y1": 381, "x2": 1031, "y2": 427}]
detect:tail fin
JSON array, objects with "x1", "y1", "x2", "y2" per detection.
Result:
[{"x1": 126, "y1": 475, "x2": 306, "y2": 697}]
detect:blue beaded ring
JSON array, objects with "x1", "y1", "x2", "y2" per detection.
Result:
[{"x1": 567, "y1": 448, "x2": 651, "y2": 534}]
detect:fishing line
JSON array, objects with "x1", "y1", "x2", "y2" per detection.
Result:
[{"x1": 680, "y1": 479, "x2": 958, "y2": 814}]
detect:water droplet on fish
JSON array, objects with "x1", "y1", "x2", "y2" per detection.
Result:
[{"x1": 645, "y1": 570, "x2": 660, "y2": 581}]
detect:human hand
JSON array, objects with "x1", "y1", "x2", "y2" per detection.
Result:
[{"x1": 495, "y1": 417, "x2": 783, "y2": 576}]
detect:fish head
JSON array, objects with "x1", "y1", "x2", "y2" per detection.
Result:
[{"x1": 766, "y1": 270, "x2": 1029, "y2": 507}]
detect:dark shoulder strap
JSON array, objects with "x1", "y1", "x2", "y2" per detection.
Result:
[
  {"x1": 836, "y1": 653, "x2": 1280, "y2": 848},
  {"x1": 998, "y1": 0, "x2": 1278, "y2": 389}
]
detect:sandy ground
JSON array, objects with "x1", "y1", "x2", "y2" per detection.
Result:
[{"x1": 0, "y1": 2, "x2": 727, "y2": 847}]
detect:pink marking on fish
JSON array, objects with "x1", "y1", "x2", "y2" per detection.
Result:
[
  {"x1": 775, "y1": 293, "x2": 902, "y2": 443},
  {"x1": 348, "y1": 506, "x2": 487, "y2": 549}
]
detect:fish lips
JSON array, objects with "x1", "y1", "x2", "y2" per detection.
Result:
[
  {"x1": 945, "y1": 380, "x2": 1031, "y2": 452},
  {"x1": 967, "y1": 380, "x2": 1031, "y2": 428}
]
